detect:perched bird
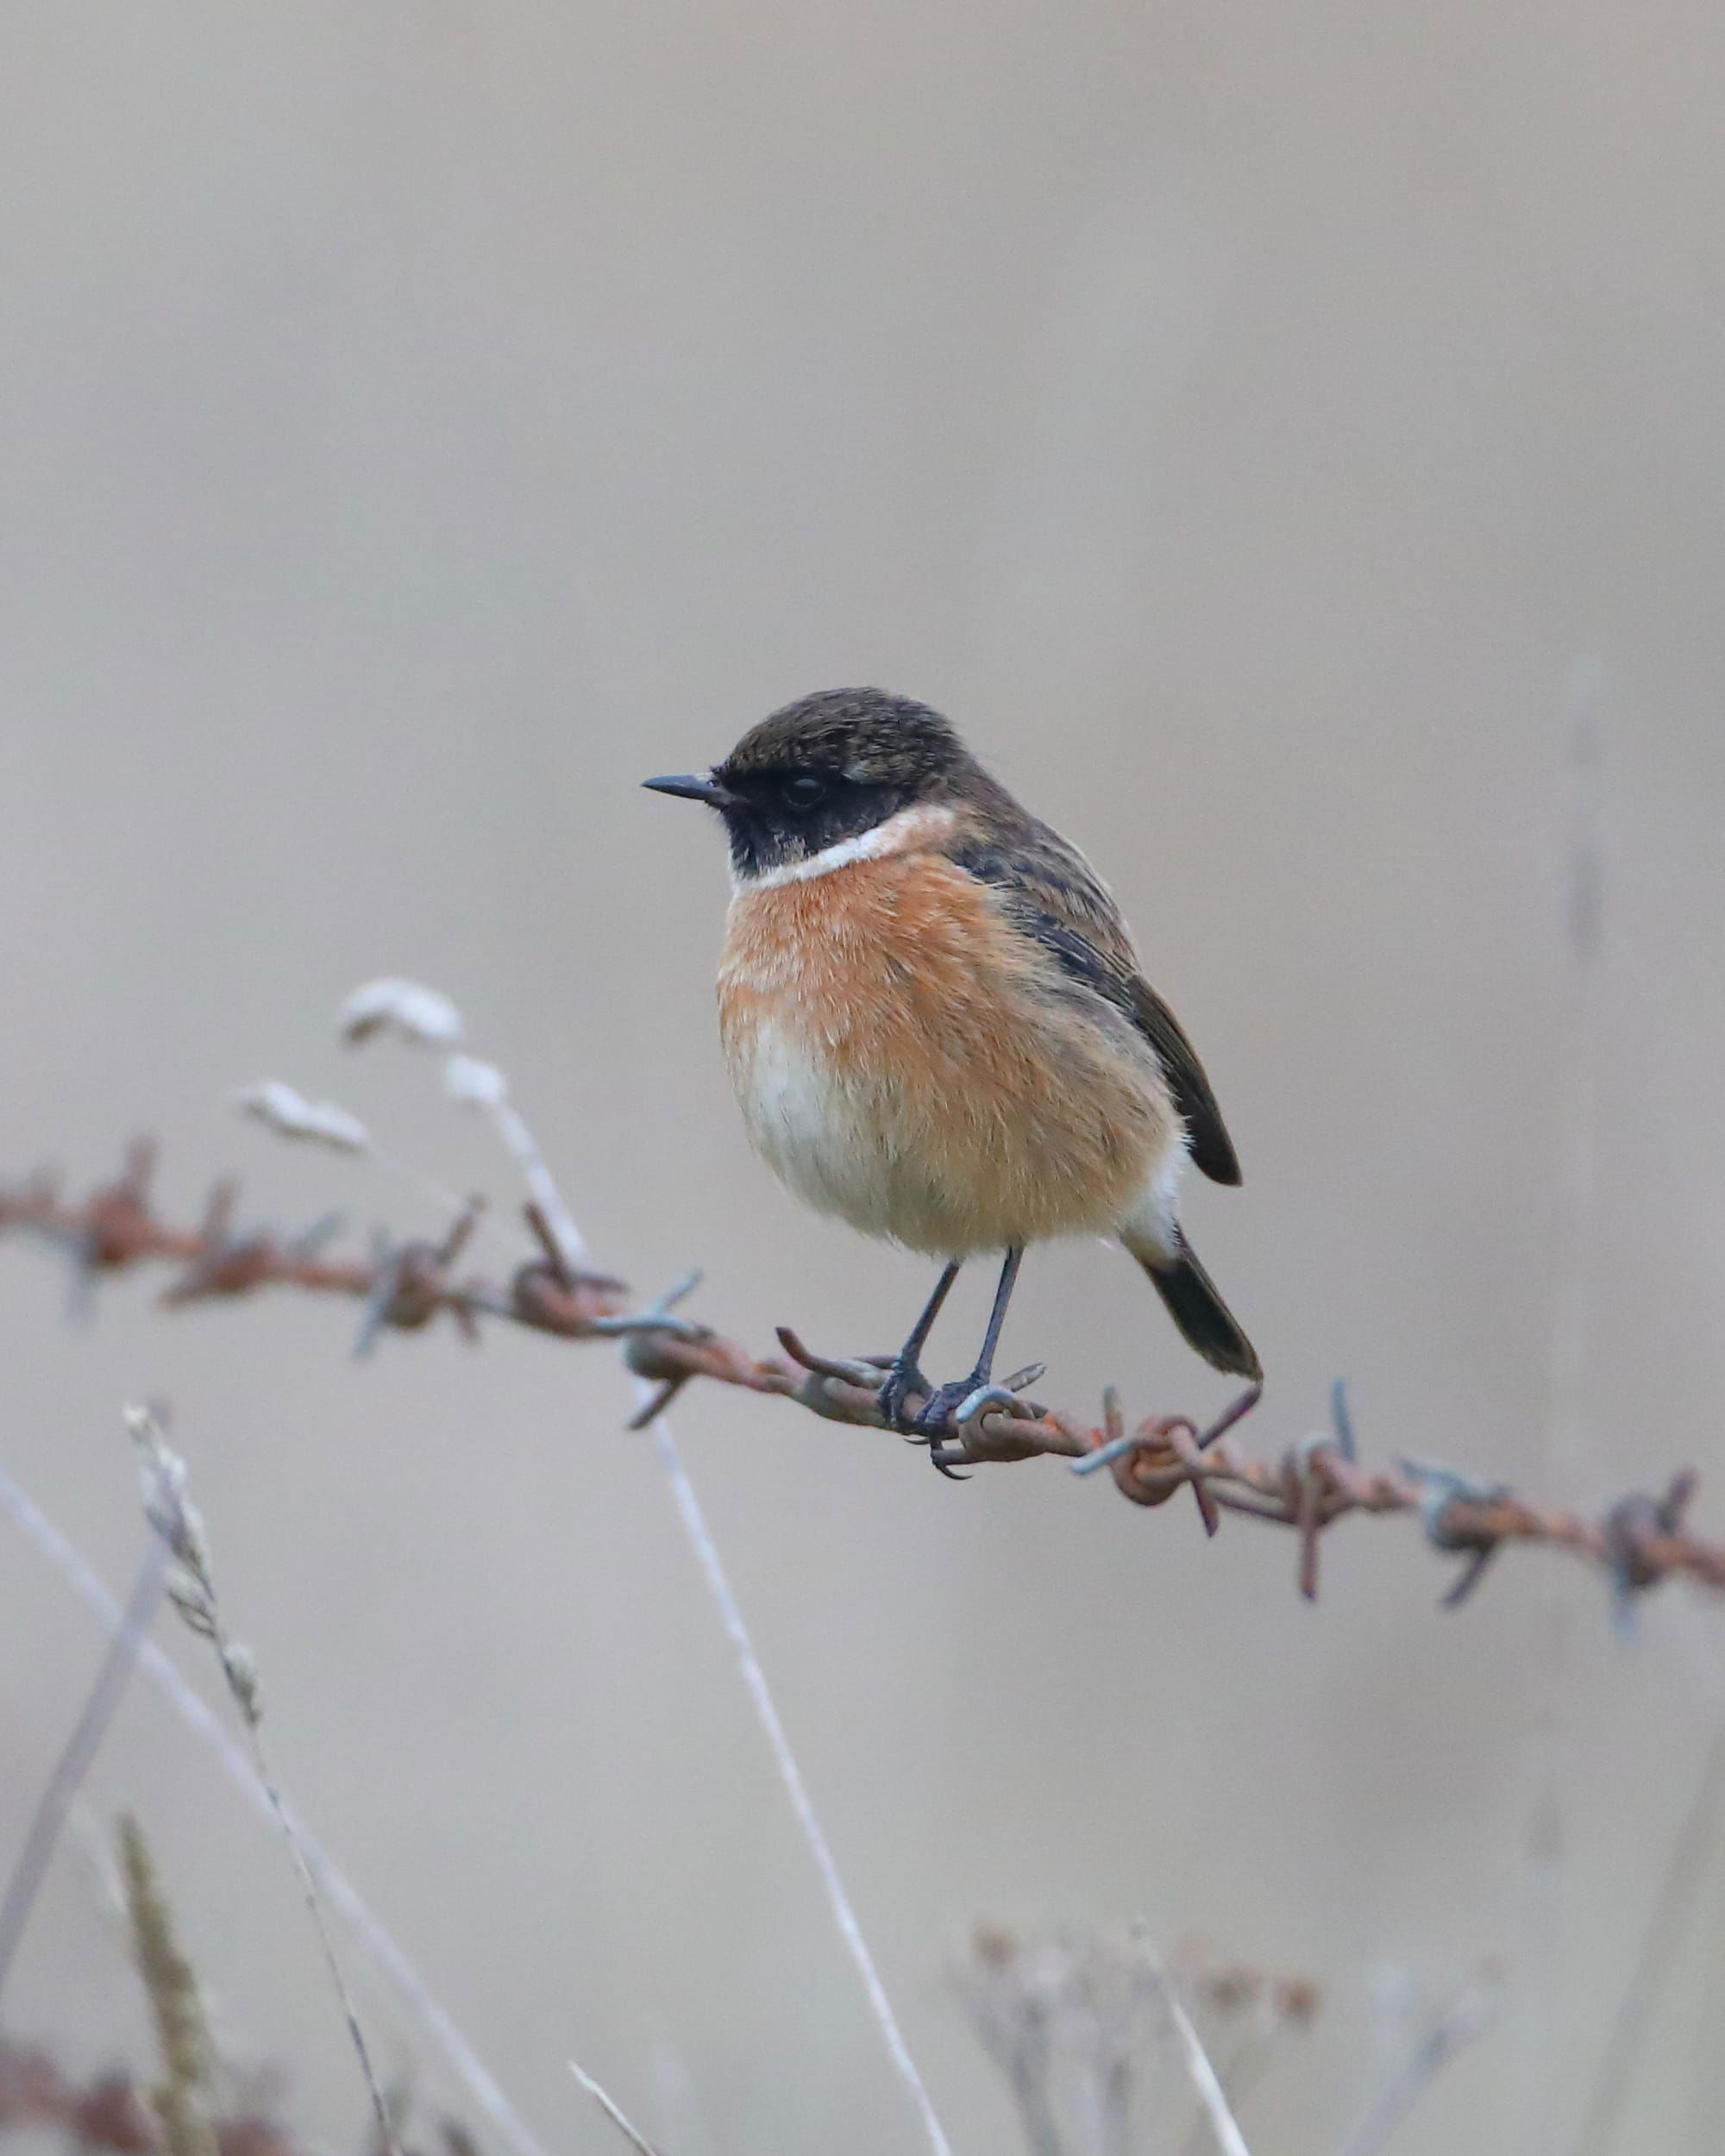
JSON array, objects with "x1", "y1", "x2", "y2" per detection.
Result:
[{"x1": 644, "y1": 688, "x2": 1259, "y2": 1459}]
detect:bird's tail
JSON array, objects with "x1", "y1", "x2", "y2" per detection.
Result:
[{"x1": 1124, "y1": 1226, "x2": 1263, "y2": 1383}]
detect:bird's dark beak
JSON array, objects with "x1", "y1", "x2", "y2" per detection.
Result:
[{"x1": 642, "y1": 771, "x2": 731, "y2": 806}]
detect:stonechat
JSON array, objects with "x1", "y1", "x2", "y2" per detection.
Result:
[{"x1": 645, "y1": 687, "x2": 1260, "y2": 1458}]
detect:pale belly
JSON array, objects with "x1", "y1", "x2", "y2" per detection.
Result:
[
  {"x1": 724, "y1": 1012, "x2": 1171, "y2": 1253},
  {"x1": 717, "y1": 857, "x2": 1181, "y2": 1257}
]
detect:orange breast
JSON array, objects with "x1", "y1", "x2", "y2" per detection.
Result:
[{"x1": 717, "y1": 849, "x2": 1176, "y2": 1255}]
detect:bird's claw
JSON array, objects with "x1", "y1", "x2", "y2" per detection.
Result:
[
  {"x1": 875, "y1": 1369, "x2": 994, "y2": 1478},
  {"x1": 904, "y1": 1377, "x2": 988, "y2": 1434},
  {"x1": 875, "y1": 1360, "x2": 934, "y2": 1432},
  {"x1": 913, "y1": 1391, "x2": 977, "y2": 1480}
]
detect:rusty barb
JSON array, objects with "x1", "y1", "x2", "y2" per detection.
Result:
[
  {"x1": 1, "y1": 1139, "x2": 682, "y2": 1360},
  {"x1": 3, "y1": 1145, "x2": 1723, "y2": 1614}
]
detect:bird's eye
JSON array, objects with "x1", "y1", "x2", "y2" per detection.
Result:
[{"x1": 781, "y1": 774, "x2": 828, "y2": 812}]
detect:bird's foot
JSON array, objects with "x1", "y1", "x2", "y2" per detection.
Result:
[
  {"x1": 904, "y1": 1376, "x2": 989, "y2": 1437},
  {"x1": 876, "y1": 1366, "x2": 993, "y2": 1480},
  {"x1": 875, "y1": 1358, "x2": 937, "y2": 1432}
]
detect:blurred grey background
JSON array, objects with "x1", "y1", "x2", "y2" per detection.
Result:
[{"x1": 3, "y1": 3, "x2": 1725, "y2": 2151}]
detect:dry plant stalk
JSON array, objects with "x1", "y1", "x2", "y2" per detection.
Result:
[
  {"x1": 128, "y1": 1407, "x2": 401, "y2": 2156},
  {"x1": 0, "y1": 1530, "x2": 169, "y2": 2011},
  {"x1": 1170, "y1": 1960, "x2": 1320, "y2": 2156},
  {"x1": 566, "y1": 2063, "x2": 663, "y2": 2156},
  {"x1": 956, "y1": 1926, "x2": 1305, "y2": 2156},
  {"x1": 1338, "y1": 1962, "x2": 1502, "y2": 2156},
  {"x1": 960, "y1": 1922, "x2": 1160, "y2": 2156},
  {"x1": 1571, "y1": 1708, "x2": 1725, "y2": 2156},
  {"x1": 116, "y1": 1814, "x2": 218, "y2": 2156},
  {"x1": 0, "y1": 1460, "x2": 551, "y2": 2156}
]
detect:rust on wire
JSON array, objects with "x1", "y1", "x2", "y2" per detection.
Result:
[{"x1": 3, "y1": 1144, "x2": 1723, "y2": 1611}]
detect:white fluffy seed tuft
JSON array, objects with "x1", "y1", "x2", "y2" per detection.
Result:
[
  {"x1": 444, "y1": 1055, "x2": 509, "y2": 1107},
  {"x1": 339, "y1": 979, "x2": 464, "y2": 1049},
  {"x1": 235, "y1": 1081, "x2": 370, "y2": 1153}
]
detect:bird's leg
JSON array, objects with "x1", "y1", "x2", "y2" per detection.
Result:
[
  {"x1": 875, "y1": 1259, "x2": 962, "y2": 1428},
  {"x1": 899, "y1": 1248, "x2": 1027, "y2": 1464}
]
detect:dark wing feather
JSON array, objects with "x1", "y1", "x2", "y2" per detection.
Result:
[
  {"x1": 1122, "y1": 975, "x2": 1241, "y2": 1185},
  {"x1": 952, "y1": 818, "x2": 1243, "y2": 1186}
]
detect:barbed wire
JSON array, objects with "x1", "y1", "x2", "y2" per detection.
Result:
[{"x1": 2, "y1": 1138, "x2": 1718, "y2": 1614}]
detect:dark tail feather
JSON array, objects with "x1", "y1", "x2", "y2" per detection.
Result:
[{"x1": 1138, "y1": 1235, "x2": 1263, "y2": 1382}]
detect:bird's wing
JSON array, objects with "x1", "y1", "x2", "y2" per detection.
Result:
[
  {"x1": 952, "y1": 818, "x2": 1243, "y2": 1187},
  {"x1": 1120, "y1": 974, "x2": 1241, "y2": 1185}
]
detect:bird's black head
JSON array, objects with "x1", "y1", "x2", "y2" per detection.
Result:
[{"x1": 643, "y1": 687, "x2": 981, "y2": 881}]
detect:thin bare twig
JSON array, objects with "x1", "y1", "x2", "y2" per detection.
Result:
[
  {"x1": 1571, "y1": 1708, "x2": 1725, "y2": 2156},
  {"x1": 0, "y1": 1531, "x2": 168, "y2": 2012},
  {"x1": 1174, "y1": 1971, "x2": 1316, "y2": 2156},
  {"x1": 641, "y1": 1391, "x2": 954, "y2": 2156},
  {"x1": 1132, "y1": 1934, "x2": 1253, "y2": 2156},
  {"x1": 567, "y1": 2063, "x2": 663, "y2": 2156},
  {"x1": 1339, "y1": 1966, "x2": 1502, "y2": 2156},
  {"x1": 1522, "y1": 661, "x2": 1609, "y2": 2154}
]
